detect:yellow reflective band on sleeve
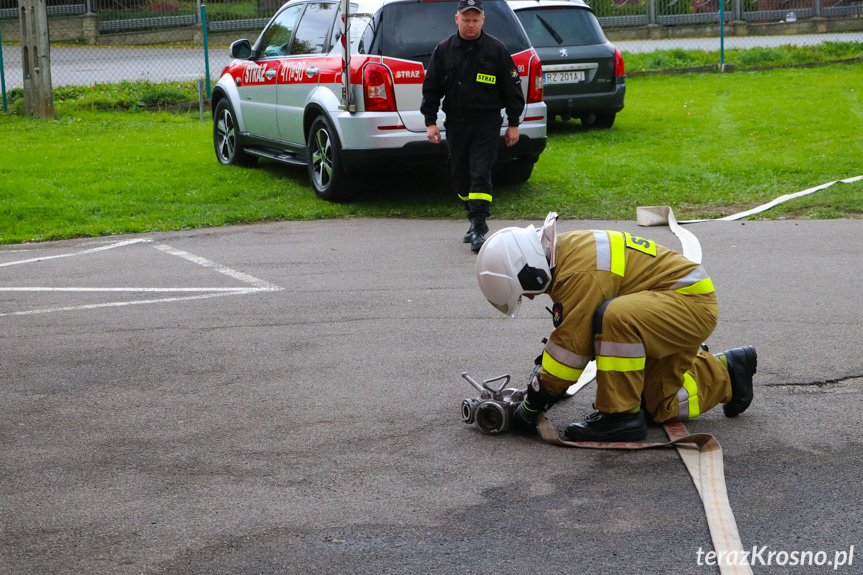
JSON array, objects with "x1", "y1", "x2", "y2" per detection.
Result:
[
  {"x1": 542, "y1": 351, "x2": 584, "y2": 382},
  {"x1": 476, "y1": 73, "x2": 496, "y2": 84},
  {"x1": 674, "y1": 277, "x2": 715, "y2": 295},
  {"x1": 683, "y1": 373, "x2": 700, "y2": 418},
  {"x1": 596, "y1": 355, "x2": 646, "y2": 372},
  {"x1": 609, "y1": 231, "x2": 626, "y2": 277},
  {"x1": 468, "y1": 193, "x2": 493, "y2": 203}
]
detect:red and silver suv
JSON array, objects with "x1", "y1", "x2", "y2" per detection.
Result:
[{"x1": 212, "y1": 0, "x2": 547, "y2": 201}]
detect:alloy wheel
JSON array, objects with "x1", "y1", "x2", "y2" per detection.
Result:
[{"x1": 311, "y1": 126, "x2": 333, "y2": 190}]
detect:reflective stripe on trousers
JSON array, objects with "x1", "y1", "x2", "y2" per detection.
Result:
[
  {"x1": 676, "y1": 372, "x2": 701, "y2": 420},
  {"x1": 595, "y1": 340, "x2": 646, "y2": 375}
]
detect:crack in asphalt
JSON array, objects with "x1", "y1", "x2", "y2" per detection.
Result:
[{"x1": 765, "y1": 375, "x2": 863, "y2": 387}]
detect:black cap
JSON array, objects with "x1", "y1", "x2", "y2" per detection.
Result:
[{"x1": 457, "y1": 0, "x2": 483, "y2": 13}]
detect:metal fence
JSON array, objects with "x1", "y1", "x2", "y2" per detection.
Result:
[
  {"x1": 0, "y1": 0, "x2": 276, "y2": 32},
  {"x1": 4, "y1": 0, "x2": 862, "y2": 30},
  {"x1": 589, "y1": 0, "x2": 863, "y2": 27},
  {"x1": 0, "y1": 0, "x2": 862, "y2": 96}
]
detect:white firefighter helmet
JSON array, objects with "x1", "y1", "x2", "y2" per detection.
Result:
[{"x1": 475, "y1": 224, "x2": 552, "y2": 318}]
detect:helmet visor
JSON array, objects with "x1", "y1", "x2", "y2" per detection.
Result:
[{"x1": 491, "y1": 294, "x2": 522, "y2": 319}]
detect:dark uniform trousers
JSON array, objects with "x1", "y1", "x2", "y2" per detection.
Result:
[
  {"x1": 420, "y1": 31, "x2": 524, "y2": 222},
  {"x1": 445, "y1": 111, "x2": 501, "y2": 220}
]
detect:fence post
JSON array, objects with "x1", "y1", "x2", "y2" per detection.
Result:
[
  {"x1": 0, "y1": 23, "x2": 7, "y2": 113},
  {"x1": 732, "y1": 0, "x2": 742, "y2": 21},
  {"x1": 18, "y1": 0, "x2": 54, "y2": 118},
  {"x1": 813, "y1": 0, "x2": 822, "y2": 18},
  {"x1": 648, "y1": 0, "x2": 657, "y2": 26},
  {"x1": 201, "y1": 4, "x2": 211, "y2": 98},
  {"x1": 197, "y1": 78, "x2": 204, "y2": 121},
  {"x1": 719, "y1": 0, "x2": 725, "y2": 67}
]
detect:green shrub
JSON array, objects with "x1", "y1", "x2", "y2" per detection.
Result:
[
  {"x1": 141, "y1": 84, "x2": 192, "y2": 106},
  {"x1": 6, "y1": 88, "x2": 24, "y2": 105}
]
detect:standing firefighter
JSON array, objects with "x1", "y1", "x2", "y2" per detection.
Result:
[
  {"x1": 474, "y1": 213, "x2": 757, "y2": 441},
  {"x1": 421, "y1": 0, "x2": 525, "y2": 253}
]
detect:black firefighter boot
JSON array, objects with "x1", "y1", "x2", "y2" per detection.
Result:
[
  {"x1": 564, "y1": 408, "x2": 648, "y2": 442},
  {"x1": 463, "y1": 217, "x2": 489, "y2": 253},
  {"x1": 719, "y1": 346, "x2": 757, "y2": 417},
  {"x1": 471, "y1": 218, "x2": 489, "y2": 253}
]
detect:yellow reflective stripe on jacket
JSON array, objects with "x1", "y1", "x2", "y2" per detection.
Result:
[
  {"x1": 592, "y1": 230, "x2": 626, "y2": 277},
  {"x1": 545, "y1": 340, "x2": 591, "y2": 370},
  {"x1": 674, "y1": 277, "x2": 715, "y2": 295},
  {"x1": 677, "y1": 373, "x2": 700, "y2": 419},
  {"x1": 671, "y1": 265, "x2": 715, "y2": 295},
  {"x1": 542, "y1": 351, "x2": 584, "y2": 382},
  {"x1": 609, "y1": 231, "x2": 625, "y2": 277},
  {"x1": 596, "y1": 355, "x2": 645, "y2": 372}
]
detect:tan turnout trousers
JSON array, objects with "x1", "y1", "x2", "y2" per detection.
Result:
[{"x1": 593, "y1": 290, "x2": 731, "y2": 422}]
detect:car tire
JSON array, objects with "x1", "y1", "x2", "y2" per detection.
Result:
[
  {"x1": 582, "y1": 112, "x2": 616, "y2": 129},
  {"x1": 594, "y1": 112, "x2": 616, "y2": 129},
  {"x1": 213, "y1": 98, "x2": 258, "y2": 167},
  {"x1": 493, "y1": 157, "x2": 535, "y2": 186},
  {"x1": 307, "y1": 115, "x2": 352, "y2": 202}
]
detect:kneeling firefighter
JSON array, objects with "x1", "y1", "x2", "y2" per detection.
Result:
[{"x1": 474, "y1": 213, "x2": 757, "y2": 441}]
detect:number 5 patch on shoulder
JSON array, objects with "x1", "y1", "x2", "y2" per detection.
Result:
[{"x1": 624, "y1": 233, "x2": 657, "y2": 256}]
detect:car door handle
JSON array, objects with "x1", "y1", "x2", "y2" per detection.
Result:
[
  {"x1": 306, "y1": 66, "x2": 319, "y2": 78},
  {"x1": 265, "y1": 69, "x2": 277, "y2": 79}
]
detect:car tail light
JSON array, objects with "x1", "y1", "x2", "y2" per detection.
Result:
[
  {"x1": 363, "y1": 63, "x2": 396, "y2": 112},
  {"x1": 527, "y1": 55, "x2": 543, "y2": 104},
  {"x1": 614, "y1": 47, "x2": 625, "y2": 78}
]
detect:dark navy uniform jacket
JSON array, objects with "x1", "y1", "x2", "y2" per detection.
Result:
[{"x1": 421, "y1": 31, "x2": 525, "y2": 128}]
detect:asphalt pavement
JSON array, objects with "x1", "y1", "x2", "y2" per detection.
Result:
[{"x1": 1, "y1": 217, "x2": 862, "y2": 574}]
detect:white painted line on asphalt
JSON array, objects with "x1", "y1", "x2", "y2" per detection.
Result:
[
  {"x1": 0, "y1": 290, "x2": 264, "y2": 317},
  {"x1": 0, "y1": 238, "x2": 151, "y2": 268},
  {"x1": 0, "y1": 287, "x2": 253, "y2": 292},
  {"x1": 151, "y1": 243, "x2": 282, "y2": 291},
  {"x1": 0, "y1": 239, "x2": 283, "y2": 317}
]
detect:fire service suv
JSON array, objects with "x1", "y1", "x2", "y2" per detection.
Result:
[{"x1": 212, "y1": 0, "x2": 547, "y2": 201}]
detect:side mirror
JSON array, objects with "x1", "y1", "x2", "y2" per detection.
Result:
[{"x1": 230, "y1": 39, "x2": 253, "y2": 59}]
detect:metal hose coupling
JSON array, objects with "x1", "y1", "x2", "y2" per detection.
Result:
[{"x1": 460, "y1": 372, "x2": 526, "y2": 435}]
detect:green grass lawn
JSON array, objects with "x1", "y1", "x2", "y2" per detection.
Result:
[{"x1": 1, "y1": 62, "x2": 861, "y2": 244}]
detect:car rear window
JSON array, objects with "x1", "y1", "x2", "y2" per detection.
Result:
[
  {"x1": 515, "y1": 7, "x2": 606, "y2": 47},
  {"x1": 360, "y1": 0, "x2": 531, "y2": 63}
]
